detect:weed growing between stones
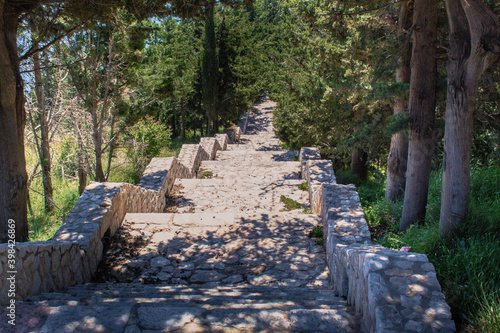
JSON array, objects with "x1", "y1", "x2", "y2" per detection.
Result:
[
  {"x1": 298, "y1": 182, "x2": 308, "y2": 191},
  {"x1": 198, "y1": 170, "x2": 213, "y2": 179},
  {"x1": 308, "y1": 226, "x2": 323, "y2": 245},
  {"x1": 280, "y1": 195, "x2": 300, "y2": 210}
]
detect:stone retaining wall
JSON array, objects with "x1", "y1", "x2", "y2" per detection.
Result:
[
  {"x1": 200, "y1": 137, "x2": 220, "y2": 161},
  {"x1": 0, "y1": 134, "x2": 229, "y2": 304},
  {"x1": 301, "y1": 147, "x2": 456, "y2": 332},
  {"x1": 177, "y1": 144, "x2": 205, "y2": 178}
]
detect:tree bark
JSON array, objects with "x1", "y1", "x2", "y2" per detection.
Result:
[
  {"x1": 180, "y1": 97, "x2": 186, "y2": 140},
  {"x1": 385, "y1": 1, "x2": 412, "y2": 201},
  {"x1": 77, "y1": 129, "x2": 87, "y2": 195},
  {"x1": 33, "y1": 49, "x2": 55, "y2": 212},
  {"x1": 0, "y1": 4, "x2": 29, "y2": 242},
  {"x1": 350, "y1": 148, "x2": 368, "y2": 181},
  {"x1": 439, "y1": 0, "x2": 500, "y2": 237},
  {"x1": 400, "y1": 0, "x2": 439, "y2": 232}
]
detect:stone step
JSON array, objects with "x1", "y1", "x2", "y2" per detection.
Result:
[
  {"x1": 124, "y1": 211, "x2": 320, "y2": 227},
  {"x1": 32, "y1": 284, "x2": 344, "y2": 307},
  {"x1": 21, "y1": 285, "x2": 360, "y2": 332},
  {"x1": 98, "y1": 211, "x2": 326, "y2": 287},
  {"x1": 171, "y1": 180, "x2": 310, "y2": 214},
  {"x1": 216, "y1": 148, "x2": 298, "y2": 161},
  {"x1": 176, "y1": 178, "x2": 305, "y2": 187}
]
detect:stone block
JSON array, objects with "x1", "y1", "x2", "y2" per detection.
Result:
[
  {"x1": 215, "y1": 133, "x2": 228, "y2": 150},
  {"x1": 177, "y1": 144, "x2": 203, "y2": 178},
  {"x1": 200, "y1": 137, "x2": 218, "y2": 160},
  {"x1": 299, "y1": 147, "x2": 321, "y2": 179}
]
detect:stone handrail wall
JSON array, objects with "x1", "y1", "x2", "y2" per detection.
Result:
[
  {"x1": 0, "y1": 134, "x2": 229, "y2": 305},
  {"x1": 300, "y1": 147, "x2": 456, "y2": 332}
]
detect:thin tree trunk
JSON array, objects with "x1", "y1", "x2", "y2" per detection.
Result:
[
  {"x1": 206, "y1": 117, "x2": 211, "y2": 137},
  {"x1": 77, "y1": 130, "x2": 87, "y2": 195},
  {"x1": 33, "y1": 49, "x2": 55, "y2": 212},
  {"x1": 350, "y1": 148, "x2": 368, "y2": 180},
  {"x1": 26, "y1": 162, "x2": 40, "y2": 216},
  {"x1": 180, "y1": 98, "x2": 186, "y2": 140},
  {"x1": 400, "y1": 0, "x2": 439, "y2": 232},
  {"x1": 90, "y1": 75, "x2": 105, "y2": 182},
  {"x1": 385, "y1": 1, "x2": 412, "y2": 201},
  {"x1": 0, "y1": 5, "x2": 29, "y2": 242},
  {"x1": 105, "y1": 114, "x2": 116, "y2": 181},
  {"x1": 439, "y1": 0, "x2": 500, "y2": 237}
]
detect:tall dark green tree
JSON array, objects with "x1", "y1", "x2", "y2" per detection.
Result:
[
  {"x1": 202, "y1": 3, "x2": 218, "y2": 136},
  {"x1": 385, "y1": 1, "x2": 412, "y2": 201}
]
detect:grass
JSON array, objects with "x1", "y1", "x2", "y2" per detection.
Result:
[
  {"x1": 28, "y1": 177, "x2": 80, "y2": 241},
  {"x1": 25, "y1": 128, "x2": 205, "y2": 241},
  {"x1": 199, "y1": 170, "x2": 213, "y2": 179},
  {"x1": 298, "y1": 182, "x2": 308, "y2": 191},
  {"x1": 352, "y1": 163, "x2": 500, "y2": 332},
  {"x1": 280, "y1": 195, "x2": 301, "y2": 211}
]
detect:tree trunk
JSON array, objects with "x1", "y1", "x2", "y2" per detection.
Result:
[
  {"x1": 206, "y1": 117, "x2": 211, "y2": 137},
  {"x1": 385, "y1": 1, "x2": 412, "y2": 201},
  {"x1": 92, "y1": 112, "x2": 105, "y2": 182},
  {"x1": 0, "y1": 5, "x2": 29, "y2": 242},
  {"x1": 171, "y1": 112, "x2": 177, "y2": 137},
  {"x1": 350, "y1": 148, "x2": 368, "y2": 180},
  {"x1": 104, "y1": 114, "x2": 116, "y2": 181},
  {"x1": 180, "y1": 98, "x2": 186, "y2": 140},
  {"x1": 400, "y1": 0, "x2": 439, "y2": 232},
  {"x1": 33, "y1": 49, "x2": 55, "y2": 212},
  {"x1": 439, "y1": 0, "x2": 500, "y2": 237},
  {"x1": 91, "y1": 99, "x2": 105, "y2": 182},
  {"x1": 77, "y1": 131, "x2": 87, "y2": 195}
]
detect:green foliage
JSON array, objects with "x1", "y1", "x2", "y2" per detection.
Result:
[
  {"x1": 28, "y1": 178, "x2": 79, "y2": 241},
  {"x1": 308, "y1": 226, "x2": 323, "y2": 238},
  {"x1": 124, "y1": 116, "x2": 172, "y2": 184},
  {"x1": 298, "y1": 182, "x2": 308, "y2": 191},
  {"x1": 53, "y1": 137, "x2": 78, "y2": 178},
  {"x1": 280, "y1": 195, "x2": 301, "y2": 211},
  {"x1": 361, "y1": 165, "x2": 500, "y2": 331},
  {"x1": 266, "y1": 0, "x2": 395, "y2": 167},
  {"x1": 308, "y1": 226, "x2": 324, "y2": 245}
]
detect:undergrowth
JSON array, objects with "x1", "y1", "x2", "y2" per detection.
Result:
[{"x1": 349, "y1": 164, "x2": 500, "y2": 332}]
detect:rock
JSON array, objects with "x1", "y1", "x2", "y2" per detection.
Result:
[
  {"x1": 137, "y1": 306, "x2": 204, "y2": 330},
  {"x1": 190, "y1": 271, "x2": 225, "y2": 283},
  {"x1": 222, "y1": 275, "x2": 244, "y2": 284},
  {"x1": 151, "y1": 256, "x2": 171, "y2": 268},
  {"x1": 40, "y1": 305, "x2": 133, "y2": 333}
]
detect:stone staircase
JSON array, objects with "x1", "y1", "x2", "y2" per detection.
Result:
[{"x1": 9, "y1": 98, "x2": 361, "y2": 332}]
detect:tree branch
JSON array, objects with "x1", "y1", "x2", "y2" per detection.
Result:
[{"x1": 20, "y1": 23, "x2": 84, "y2": 61}]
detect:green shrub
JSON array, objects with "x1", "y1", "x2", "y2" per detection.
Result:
[{"x1": 125, "y1": 117, "x2": 172, "y2": 184}]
